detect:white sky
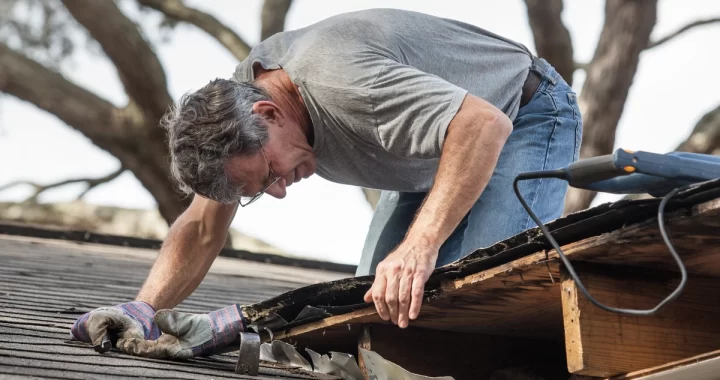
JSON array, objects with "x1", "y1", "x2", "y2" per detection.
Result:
[{"x1": 1, "y1": 0, "x2": 719, "y2": 265}]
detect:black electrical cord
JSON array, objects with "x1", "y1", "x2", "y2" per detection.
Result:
[{"x1": 513, "y1": 170, "x2": 688, "y2": 316}]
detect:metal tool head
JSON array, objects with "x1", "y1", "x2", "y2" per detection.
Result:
[
  {"x1": 93, "y1": 335, "x2": 112, "y2": 353},
  {"x1": 235, "y1": 332, "x2": 261, "y2": 376}
]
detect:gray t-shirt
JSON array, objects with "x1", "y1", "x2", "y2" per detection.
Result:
[{"x1": 232, "y1": 9, "x2": 533, "y2": 192}]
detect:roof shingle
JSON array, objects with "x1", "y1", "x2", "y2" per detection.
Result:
[{"x1": 0, "y1": 234, "x2": 348, "y2": 379}]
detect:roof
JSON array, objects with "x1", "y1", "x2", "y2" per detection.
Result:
[
  {"x1": 0, "y1": 231, "x2": 350, "y2": 379},
  {"x1": 244, "y1": 178, "x2": 720, "y2": 330},
  {"x1": 4, "y1": 179, "x2": 720, "y2": 379},
  {"x1": 0, "y1": 220, "x2": 357, "y2": 274},
  {"x1": 248, "y1": 179, "x2": 720, "y2": 379}
]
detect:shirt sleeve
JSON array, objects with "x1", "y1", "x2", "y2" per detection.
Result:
[{"x1": 369, "y1": 60, "x2": 469, "y2": 159}]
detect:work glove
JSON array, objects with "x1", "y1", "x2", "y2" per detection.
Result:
[
  {"x1": 120, "y1": 303, "x2": 246, "y2": 359},
  {"x1": 70, "y1": 301, "x2": 161, "y2": 353}
]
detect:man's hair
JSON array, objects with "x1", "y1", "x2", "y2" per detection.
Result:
[{"x1": 160, "y1": 78, "x2": 272, "y2": 203}]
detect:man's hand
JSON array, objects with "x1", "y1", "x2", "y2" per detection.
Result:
[
  {"x1": 70, "y1": 301, "x2": 160, "y2": 353},
  {"x1": 363, "y1": 238, "x2": 438, "y2": 328},
  {"x1": 120, "y1": 304, "x2": 246, "y2": 359},
  {"x1": 363, "y1": 95, "x2": 512, "y2": 329}
]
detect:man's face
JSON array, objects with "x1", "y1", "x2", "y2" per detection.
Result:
[{"x1": 225, "y1": 107, "x2": 316, "y2": 201}]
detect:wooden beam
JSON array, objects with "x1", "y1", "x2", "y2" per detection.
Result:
[
  {"x1": 608, "y1": 349, "x2": 720, "y2": 379},
  {"x1": 551, "y1": 198, "x2": 720, "y2": 276},
  {"x1": 561, "y1": 264, "x2": 720, "y2": 377},
  {"x1": 272, "y1": 306, "x2": 381, "y2": 342}
]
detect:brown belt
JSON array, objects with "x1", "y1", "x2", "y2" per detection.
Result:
[{"x1": 520, "y1": 69, "x2": 542, "y2": 108}]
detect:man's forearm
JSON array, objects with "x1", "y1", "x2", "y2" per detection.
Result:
[
  {"x1": 406, "y1": 96, "x2": 513, "y2": 249},
  {"x1": 134, "y1": 223, "x2": 221, "y2": 310},
  {"x1": 135, "y1": 199, "x2": 238, "y2": 310}
]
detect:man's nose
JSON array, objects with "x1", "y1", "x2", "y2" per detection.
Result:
[{"x1": 264, "y1": 179, "x2": 288, "y2": 199}]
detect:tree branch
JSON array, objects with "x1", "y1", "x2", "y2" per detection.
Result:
[
  {"x1": 75, "y1": 167, "x2": 126, "y2": 200},
  {"x1": 61, "y1": 0, "x2": 171, "y2": 123},
  {"x1": 0, "y1": 41, "x2": 188, "y2": 223},
  {"x1": 574, "y1": 61, "x2": 589, "y2": 71},
  {"x1": 647, "y1": 17, "x2": 720, "y2": 50},
  {"x1": 137, "y1": 0, "x2": 251, "y2": 61},
  {"x1": 261, "y1": 0, "x2": 293, "y2": 41},
  {"x1": 563, "y1": 0, "x2": 658, "y2": 215},
  {"x1": 0, "y1": 42, "x2": 126, "y2": 140},
  {"x1": 524, "y1": 0, "x2": 575, "y2": 85},
  {"x1": 0, "y1": 166, "x2": 125, "y2": 203},
  {"x1": 621, "y1": 104, "x2": 720, "y2": 202},
  {"x1": 576, "y1": 17, "x2": 720, "y2": 70},
  {"x1": 674, "y1": 104, "x2": 720, "y2": 154}
]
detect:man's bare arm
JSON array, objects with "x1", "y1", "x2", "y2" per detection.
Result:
[
  {"x1": 135, "y1": 195, "x2": 239, "y2": 310},
  {"x1": 365, "y1": 93, "x2": 513, "y2": 328},
  {"x1": 407, "y1": 95, "x2": 513, "y2": 254}
]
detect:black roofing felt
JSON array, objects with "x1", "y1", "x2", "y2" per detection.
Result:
[{"x1": 0, "y1": 236, "x2": 344, "y2": 379}]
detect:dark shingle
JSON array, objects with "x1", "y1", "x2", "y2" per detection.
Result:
[{"x1": 0, "y1": 235, "x2": 347, "y2": 379}]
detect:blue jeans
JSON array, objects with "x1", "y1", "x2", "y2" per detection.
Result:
[{"x1": 356, "y1": 58, "x2": 582, "y2": 276}]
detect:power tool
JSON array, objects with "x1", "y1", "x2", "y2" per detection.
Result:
[{"x1": 514, "y1": 149, "x2": 720, "y2": 316}]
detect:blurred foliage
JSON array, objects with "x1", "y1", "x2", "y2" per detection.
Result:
[{"x1": 0, "y1": 0, "x2": 78, "y2": 68}]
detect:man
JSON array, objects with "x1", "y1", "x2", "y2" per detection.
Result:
[{"x1": 69, "y1": 8, "x2": 582, "y2": 358}]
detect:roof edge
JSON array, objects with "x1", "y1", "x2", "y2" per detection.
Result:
[{"x1": 0, "y1": 221, "x2": 357, "y2": 274}]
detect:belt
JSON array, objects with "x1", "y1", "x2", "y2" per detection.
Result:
[{"x1": 520, "y1": 69, "x2": 542, "y2": 108}]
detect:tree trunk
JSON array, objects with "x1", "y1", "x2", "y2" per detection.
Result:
[
  {"x1": 562, "y1": 0, "x2": 658, "y2": 215},
  {"x1": 0, "y1": 43, "x2": 190, "y2": 223},
  {"x1": 524, "y1": 0, "x2": 575, "y2": 85},
  {"x1": 2, "y1": 0, "x2": 305, "y2": 225},
  {"x1": 261, "y1": 0, "x2": 293, "y2": 41},
  {"x1": 62, "y1": 0, "x2": 172, "y2": 124},
  {"x1": 674, "y1": 104, "x2": 720, "y2": 154}
]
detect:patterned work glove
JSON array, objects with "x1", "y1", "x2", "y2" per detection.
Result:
[
  {"x1": 121, "y1": 304, "x2": 246, "y2": 359},
  {"x1": 70, "y1": 301, "x2": 161, "y2": 353}
]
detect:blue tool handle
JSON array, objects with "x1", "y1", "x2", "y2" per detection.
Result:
[
  {"x1": 581, "y1": 174, "x2": 695, "y2": 196},
  {"x1": 571, "y1": 149, "x2": 720, "y2": 195},
  {"x1": 614, "y1": 150, "x2": 720, "y2": 181},
  {"x1": 564, "y1": 153, "x2": 629, "y2": 187}
]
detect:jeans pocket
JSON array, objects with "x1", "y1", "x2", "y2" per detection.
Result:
[{"x1": 567, "y1": 92, "x2": 582, "y2": 161}]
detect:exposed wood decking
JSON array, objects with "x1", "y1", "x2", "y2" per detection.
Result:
[{"x1": 264, "y1": 181, "x2": 720, "y2": 379}]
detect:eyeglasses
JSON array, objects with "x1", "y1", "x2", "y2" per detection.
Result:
[{"x1": 239, "y1": 140, "x2": 280, "y2": 207}]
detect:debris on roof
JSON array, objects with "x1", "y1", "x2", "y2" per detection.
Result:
[{"x1": 244, "y1": 179, "x2": 720, "y2": 379}]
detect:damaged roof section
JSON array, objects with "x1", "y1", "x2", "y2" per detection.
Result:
[
  {"x1": 240, "y1": 180, "x2": 720, "y2": 379},
  {"x1": 0, "y1": 233, "x2": 350, "y2": 379},
  {"x1": 4, "y1": 179, "x2": 720, "y2": 379},
  {"x1": 242, "y1": 179, "x2": 720, "y2": 335}
]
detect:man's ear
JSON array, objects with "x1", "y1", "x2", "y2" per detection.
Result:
[{"x1": 252, "y1": 101, "x2": 282, "y2": 123}]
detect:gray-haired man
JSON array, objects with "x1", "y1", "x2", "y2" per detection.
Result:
[{"x1": 69, "y1": 8, "x2": 582, "y2": 358}]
